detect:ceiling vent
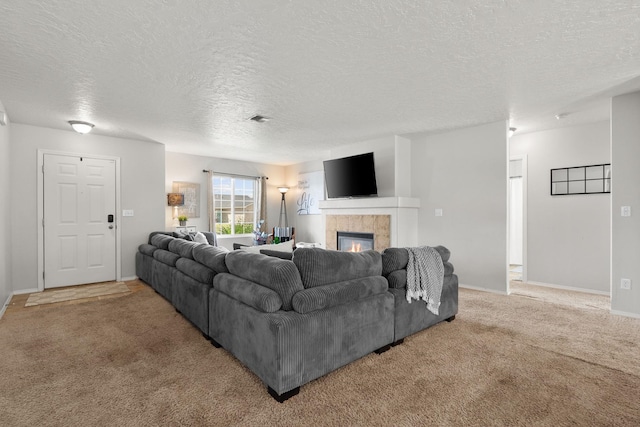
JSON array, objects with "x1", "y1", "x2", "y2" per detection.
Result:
[{"x1": 249, "y1": 115, "x2": 270, "y2": 123}]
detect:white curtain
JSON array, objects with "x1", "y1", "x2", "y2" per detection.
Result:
[
  {"x1": 257, "y1": 177, "x2": 268, "y2": 233},
  {"x1": 207, "y1": 170, "x2": 216, "y2": 232}
]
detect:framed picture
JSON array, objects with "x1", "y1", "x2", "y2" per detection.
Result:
[
  {"x1": 172, "y1": 181, "x2": 200, "y2": 218},
  {"x1": 296, "y1": 171, "x2": 324, "y2": 215}
]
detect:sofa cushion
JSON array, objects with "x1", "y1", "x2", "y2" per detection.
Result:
[
  {"x1": 386, "y1": 269, "x2": 407, "y2": 289},
  {"x1": 293, "y1": 248, "x2": 382, "y2": 288},
  {"x1": 176, "y1": 258, "x2": 215, "y2": 284},
  {"x1": 168, "y1": 239, "x2": 200, "y2": 260},
  {"x1": 214, "y1": 273, "x2": 282, "y2": 313},
  {"x1": 138, "y1": 243, "x2": 157, "y2": 257},
  {"x1": 193, "y1": 245, "x2": 229, "y2": 273},
  {"x1": 260, "y1": 249, "x2": 293, "y2": 260},
  {"x1": 152, "y1": 249, "x2": 180, "y2": 267},
  {"x1": 224, "y1": 251, "x2": 303, "y2": 311},
  {"x1": 381, "y1": 246, "x2": 451, "y2": 275},
  {"x1": 291, "y1": 276, "x2": 388, "y2": 314},
  {"x1": 150, "y1": 233, "x2": 174, "y2": 250},
  {"x1": 385, "y1": 262, "x2": 455, "y2": 289}
]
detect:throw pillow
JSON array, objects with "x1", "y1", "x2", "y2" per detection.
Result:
[{"x1": 193, "y1": 232, "x2": 208, "y2": 244}]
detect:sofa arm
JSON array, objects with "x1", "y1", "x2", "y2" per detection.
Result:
[
  {"x1": 214, "y1": 273, "x2": 283, "y2": 313},
  {"x1": 291, "y1": 276, "x2": 388, "y2": 314}
]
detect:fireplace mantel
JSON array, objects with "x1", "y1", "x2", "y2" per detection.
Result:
[
  {"x1": 319, "y1": 197, "x2": 421, "y2": 249},
  {"x1": 318, "y1": 196, "x2": 420, "y2": 210}
]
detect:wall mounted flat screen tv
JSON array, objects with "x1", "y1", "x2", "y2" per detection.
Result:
[{"x1": 323, "y1": 152, "x2": 378, "y2": 199}]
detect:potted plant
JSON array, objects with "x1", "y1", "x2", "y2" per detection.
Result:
[{"x1": 178, "y1": 215, "x2": 188, "y2": 226}]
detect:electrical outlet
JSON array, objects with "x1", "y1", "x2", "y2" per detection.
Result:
[
  {"x1": 621, "y1": 278, "x2": 631, "y2": 290},
  {"x1": 435, "y1": 209, "x2": 443, "y2": 217},
  {"x1": 621, "y1": 206, "x2": 631, "y2": 217}
]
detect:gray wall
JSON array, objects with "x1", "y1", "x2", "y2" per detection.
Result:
[
  {"x1": 510, "y1": 121, "x2": 610, "y2": 293},
  {"x1": 410, "y1": 121, "x2": 508, "y2": 293},
  {"x1": 10, "y1": 124, "x2": 165, "y2": 292},
  {"x1": 611, "y1": 91, "x2": 640, "y2": 317},
  {"x1": 0, "y1": 101, "x2": 10, "y2": 310},
  {"x1": 165, "y1": 152, "x2": 286, "y2": 250}
]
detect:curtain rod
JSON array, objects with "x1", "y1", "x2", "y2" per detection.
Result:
[{"x1": 202, "y1": 169, "x2": 268, "y2": 180}]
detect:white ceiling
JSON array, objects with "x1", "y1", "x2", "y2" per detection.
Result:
[{"x1": 0, "y1": 1, "x2": 639, "y2": 165}]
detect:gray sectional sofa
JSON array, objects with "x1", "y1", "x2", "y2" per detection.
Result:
[{"x1": 135, "y1": 232, "x2": 458, "y2": 402}]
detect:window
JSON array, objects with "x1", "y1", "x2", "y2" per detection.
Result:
[{"x1": 212, "y1": 175, "x2": 257, "y2": 235}]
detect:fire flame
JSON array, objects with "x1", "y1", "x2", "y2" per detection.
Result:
[{"x1": 347, "y1": 242, "x2": 362, "y2": 252}]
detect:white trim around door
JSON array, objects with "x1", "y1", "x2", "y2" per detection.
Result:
[{"x1": 37, "y1": 149, "x2": 122, "y2": 292}]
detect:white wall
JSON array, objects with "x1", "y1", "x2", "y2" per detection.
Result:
[
  {"x1": 510, "y1": 121, "x2": 611, "y2": 293},
  {"x1": 611, "y1": 91, "x2": 640, "y2": 317},
  {"x1": 10, "y1": 124, "x2": 165, "y2": 291},
  {"x1": 165, "y1": 152, "x2": 286, "y2": 250},
  {"x1": 0, "y1": 101, "x2": 11, "y2": 312},
  {"x1": 410, "y1": 121, "x2": 508, "y2": 293},
  {"x1": 284, "y1": 159, "x2": 324, "y2": 245}
]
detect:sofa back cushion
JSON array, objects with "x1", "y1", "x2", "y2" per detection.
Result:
[
  {"x1": 176, "y1": 258, "x2": 215, "y2": 284},
  {"x1": 381, "y1": 246, "x2": 451, "y2": 276},
  {"x1": 150, "y1": 233, "x2": 174, "y2": 250},
  {"x1": 293, "y1": 248, "x2": 382, "y2": 288},
  {"x1": 291, "y1": 276, "x2": 388, "y2": 314},
  {"x1": 168, "y1": 239, "x2": 200, "y2": 260},
  {"x1": 193, "y1": 244, "x2": 229, "y2": 273},
  {"x1": 152, "y1": 249, "x2": 180, "y2": 267},
  {"x1": 224, "y1": 251, "x2": 303, "y2": 311}
]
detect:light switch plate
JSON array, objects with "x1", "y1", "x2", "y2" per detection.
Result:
[
  {"x1": 621, "y1": 206, "x2": 631, "y2": 217},
  {"x1": 122, "y1": 210, "x2": 134, "y2": 217},
  {"x1": 435, "y1": 209, "x2": 443, "y2": 217}
]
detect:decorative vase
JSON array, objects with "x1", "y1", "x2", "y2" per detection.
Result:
[{"x1": 179, "y1": 220, "x2": 186, "y2": 226}]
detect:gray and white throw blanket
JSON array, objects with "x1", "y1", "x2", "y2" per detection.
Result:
[{"x1": 405, "y1": 246, "x2": 444, "y2": 315}]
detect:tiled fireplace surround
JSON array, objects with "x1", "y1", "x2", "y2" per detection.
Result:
[{"x1": 319, "y1": 197, "x2": 421, "y2": 251}]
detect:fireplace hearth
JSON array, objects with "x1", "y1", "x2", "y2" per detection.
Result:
[{"x1": 337, "y1": 231, "x2": 374, "y2": 252}]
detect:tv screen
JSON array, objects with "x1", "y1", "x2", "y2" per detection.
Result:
[{"x1": 323, "y1": 152, "x2": 378, "y2": 199}]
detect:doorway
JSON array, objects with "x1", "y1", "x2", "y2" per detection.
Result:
[
  {"x1": 38, "y1": 150, "x2": 121, "y2": 291},
  {"x1": 509, "y1": 157, "x2": 527, "y2": 285}
]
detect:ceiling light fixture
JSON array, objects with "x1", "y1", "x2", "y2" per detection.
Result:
[
  {"x1": 508, "y1": 127, "x2": 517, "y2": 137},
  {"x1": 555, "y1": 113, "x2": 568, "y2": 120},
  {"x1": 68, "y1": 120, "x2": 94, "y2": 134},
  {"x1": 249, "y1": 115, "x2": 270, "y2": 123}
]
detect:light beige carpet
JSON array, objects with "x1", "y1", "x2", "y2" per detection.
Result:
[
  {"x1": 510, "y1": 281, "x2": 610, "y2": 311},
  {"x1": 24, "y1": 282, "x2": 130, "y2": 307},
  {"x1": 1, "y1": 282, "x2": 639, "y2": 426}
]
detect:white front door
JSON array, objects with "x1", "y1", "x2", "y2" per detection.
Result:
[{"x1": 44, "y1": 154, "x2": 116, "y2": 288}]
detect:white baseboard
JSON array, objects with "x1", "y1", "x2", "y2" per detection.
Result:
[
  {"x1": 610, "y1": 309, "x2": 640, "y2": 319},
  {"x1": 526, "y1": 281, "x2": 610, "y2": 296},
  {"x1": 13, "y1": 288, "x2": 39, "y2": 295},
  {"x1": 459, "y1": 283, "x2": 509, "y2": 295},
  {"x1": 120, "y1": 276, "x2": 138, "y2": 282},
  {"x1": 0, "y1": 293, "x2": 11, "y2": 319}
]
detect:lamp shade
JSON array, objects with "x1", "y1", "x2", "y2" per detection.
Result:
[
  {"x1": 278, "y1": 186, "x2": 289, "y2": 194},
  {"x1": 167, "y1": 193, "x2": 184, "y2": 206}
]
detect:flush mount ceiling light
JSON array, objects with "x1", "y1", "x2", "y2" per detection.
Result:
[
  {"x1": 508, "y1": 127, "x2": 517, "y2": 137},
  {"x1": 68, "y1": 120, "x2": 94, "y2": 134},
  {"x1": 555, "y1": 113, "x2": 569, "y2": 120},
  {"x1": 249, "y1": 115, "x2": 271, "y2": 123}
]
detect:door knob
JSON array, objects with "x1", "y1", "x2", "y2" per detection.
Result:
[{"x1": 109, "y1": 225, "x2": 114, "y2": 229}]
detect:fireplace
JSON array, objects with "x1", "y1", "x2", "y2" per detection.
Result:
[{"x1": 337, "y1": 231, "x2": 374, "y2": 252}]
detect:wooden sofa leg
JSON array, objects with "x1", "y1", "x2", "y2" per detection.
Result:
[
  {"x1": 268, "y1": 386, "x2": 300, "y2": 403},
  {"x1": 391, "y1": 338, "x2": 404, "y2": 347},
  {"x1": 446, "y1": 315, "x2": 456, "y2": 322},
  {"x1": 374, "y1": 344, "x2": 391, "y2": 354}
]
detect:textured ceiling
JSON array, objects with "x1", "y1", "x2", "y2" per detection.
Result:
[{"x1": 0, "y1": 0, "x2": 639, "y2": 165}]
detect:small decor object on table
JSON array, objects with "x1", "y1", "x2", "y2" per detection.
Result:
[
  {"x1": 178, "y1": 215, "x2": 188, "y2": 226},
  {"x1": 253, "y1": 220, "x2": 268, "y2": 245}
]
